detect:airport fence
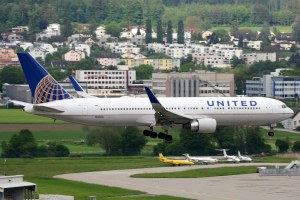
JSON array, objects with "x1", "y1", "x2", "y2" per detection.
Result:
[{"x1": 259, "y1": 169, "x2": 300, "y2": 176}]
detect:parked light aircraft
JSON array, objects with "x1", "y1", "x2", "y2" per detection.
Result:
[
  {"x1": 11, "y1": 53, "x2": 294, "y2": 142},
  {"x1": 237, "y1": 151, "x2": 252, "y2": 162},
  {"x1": 183, "y1": 153, "x2": 218, "y2": 164},
  {"x1": 159, "y1": 153, "x2": 194, "y2": 166},
  {"x1": 217, "y1": 149, "x2": 240, "y2": 163}
]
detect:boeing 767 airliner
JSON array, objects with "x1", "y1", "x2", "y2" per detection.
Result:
[{"x1": 11, "y1": 53, "x2": 294, "y2": 141}]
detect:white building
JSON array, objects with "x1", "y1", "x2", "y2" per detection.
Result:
[
  {"x1": 75, "y1": 69, "x2": 136, "y2": 97},
  {"x1": 106, "y1": 42, "x2": 140, "y2": 54},
  {"x1": 69, "y1": 43, "x2": 91, "y2": 57},
  {"x1": 246, "y1": 69, "x2": 300, "y2": 99},
  {"x1": 120, "y1": 26, "x2": 146, "y2": 39},
  {"x1": 241, "y1": 52, "x2": 276, "y2": 65},
  {"x1": 29, "y1": 47, "x2": 49, "y2": 61},
  {"x1": 37, "y1": 43, "x2": 57, "y2": 54},
  {"x1": 19, "y1": 42, "x2": 33, "y2": 51},
  {"x1": 36, "y1": 23, "x2": 61, "y2": 41}
]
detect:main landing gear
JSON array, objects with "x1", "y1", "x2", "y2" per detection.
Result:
[{"x1": 143, "y1": 129, "x2": 172, "y2": 141}]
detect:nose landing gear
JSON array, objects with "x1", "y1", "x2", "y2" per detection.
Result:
[{"x1": 268, "y1": 124, "x2": 275, "y2": 137}]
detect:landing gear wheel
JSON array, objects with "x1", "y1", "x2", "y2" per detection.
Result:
[
  {"x1": 150, "y1": 131, "x2": 158, "y2": 138},
  {"x1": 268, "y1": 131, "x2": 274, "y2": 137},
  {"x1": 165, "y1": 134, "x2": 172, "y2": 141},
  {"x1": 158, "y1": 132, "x2": 166, "y2": 139},
  {"x1": 143, "y1": 130, "x2": 150, "y2": 136}
]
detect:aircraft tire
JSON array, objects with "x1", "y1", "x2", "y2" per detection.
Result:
[
  {"x1": 165, "y1": 135, "x2": 172, "y2": 141},
  {"x1": 143, "y1": 130, "x2": 151, "y2": 136},
  {"x1": 149, "y1": 131, "x2": 157, "y2": 138},
  {"x1": 158, "y1": 132, "x2": 166, "y2": 139},
  {"x1": 268, "y1": 131, "x2": 274, "y2": 137}
]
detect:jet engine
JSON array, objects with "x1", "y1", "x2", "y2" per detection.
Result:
[{"x1": 183, "y1": 118, "x2": 217, "y2": 133}]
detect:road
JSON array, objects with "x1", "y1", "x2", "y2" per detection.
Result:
[{"x1": 55, "y1": 163, "x2": 300, "y2": 200}]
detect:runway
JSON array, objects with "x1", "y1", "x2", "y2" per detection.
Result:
[{"x1": 55, "y1": 163, "x2": 300, "y2": 200}]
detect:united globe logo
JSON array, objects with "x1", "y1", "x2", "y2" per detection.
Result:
[{"x1": 34, "y1": 75, "x2": 72, "y2": 104}]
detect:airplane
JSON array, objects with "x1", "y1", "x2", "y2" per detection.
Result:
[
  {"x1": 68, "y1": 75, "x2": 97, "y2": 98},
  {"x1": 237, "y1": 151, "x2": 252, "y2": 162},
  {"x1": 183, "y1": 153, "x2": 218, "y2": 164},
  {"x1": 11, "y1": 53, "x2": 294, "y2": 142},
  {"x1": 217, "y1": 149, "x2": 240, "y2": 163},
  {"x1": 159, "y1": 153, "x2": 194, "y2": 166}
]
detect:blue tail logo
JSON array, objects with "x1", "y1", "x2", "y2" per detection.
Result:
[{"x1": 17, "y1": 53, "x2": 72, "y2": 104}]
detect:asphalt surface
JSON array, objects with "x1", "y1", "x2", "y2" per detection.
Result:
[{"x1": 55, "y1": 163, "x2": 300, "y2": 200}]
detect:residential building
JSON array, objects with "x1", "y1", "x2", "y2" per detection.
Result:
[
  {"x1": 152, "y1": 71, "x2": 234, "y2": 97},
  {"x1": 106, "y1": 42, "x2": 140, "y2": 54},
  {"x1": 282, "y1": 110, "x2": 300, "y2": 130},
  {"x1": 122, "y1": 58, "x2": 180, "y2": 70},
  {"x1": 37, "y1": 43, "x2": 57, "y2": 54},
  {"x1": 70, "y1": 43, "x2": 91, "y2": 57},
  {"x1": 241, "y1": 52, "x2": 276, "y2": 65},
  {"x1": 96, "y1": 53, "x2": 121, "y2": 66},
  {"x1": 19, "y1": 42, "x2": 33, "y2": 51},
  {"x1": 36, "y1": 23, "x2": 61, "y2": 41},
  {"x1": 0, "y1": 48, "x2": 19, "y2": 69},
  {"x1": 246, "y1": 69, "x2": 300, "y2": 99},
  {"x1": 28, "y1": 47, "x2": 49, "y2": 61},
  {"x1": 120, "y1": 26, "x2": 146, "y2": 39},
  {"x1": 75, "y1": 69, "x2": 136, "y2": 97},
  {"x1": 12, "y1": 26, "x2": 29, "y2": 33},
  {"x1": 243, "y1": 40, "x2": 262, "y2": 50},
  {"x1": 64, "y1": 50, "x2": 85, "y2": 61},
  {"x1": 1, "y1": 32, "x2": 23, "y2": 42}
]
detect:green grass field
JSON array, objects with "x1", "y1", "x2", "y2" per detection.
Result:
[
  {"x1": 3, "y1": 157, "x2": 189, "y2": 199},
  {"x1": 212, "y1": 25, "x2": 292, "y2": 33},
  {"x1": 0, "y1": 109, "x2": 66, "y2": 124},
  {"x1": 131, "y1": 166, "x2": 258, "y2": 178}
]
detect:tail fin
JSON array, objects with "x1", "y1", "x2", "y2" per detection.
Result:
[
  {"x1": 17, "y1": 53, "x2": 72, "y2": 104},
  {"x1": 69, "y1": 75, "x2": 84, "y2": 92},
  {"x1": 223, "y1": 149, "x2": 228, "y2": 157},
  {"x1": 159, "y1": 153, "x2": 164, "y2": 159},
  {"x1": 238, "y1": 151, "x2": 241, "y2": 157}
]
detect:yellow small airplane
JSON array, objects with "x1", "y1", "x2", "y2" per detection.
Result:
[{"x1": 159, "y1": 153, "x2": 194, "y2": 166}]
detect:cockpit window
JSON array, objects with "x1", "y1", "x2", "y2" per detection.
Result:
[{"x1": 282, "y1": 104, "x2": 287, "y2": 108}]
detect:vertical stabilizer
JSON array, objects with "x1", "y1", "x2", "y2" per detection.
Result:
[
  {"x1": 238, "y1": 151, "x2": 241, "y2": 157},
  {"x1": 17, "y1": 53, "x2": 72, "y2": 104},
  {"x1": 223, "y1": 149, "x2": 228, "y2": 158}
]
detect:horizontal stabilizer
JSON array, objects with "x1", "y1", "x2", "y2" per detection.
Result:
[
  {"x1": 33, "y1": 105, "x2": 65, "y2": 113},
  {"x1": 9, "y1": 100, "x2": 32, "y2": 107}
]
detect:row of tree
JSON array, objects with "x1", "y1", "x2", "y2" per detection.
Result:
[
  {"x1": 1, "y1": 0, "x2": 300, "y2": 35},
  {"x1": 1, "y1": 129, "x2": 70, "y2": 158}
]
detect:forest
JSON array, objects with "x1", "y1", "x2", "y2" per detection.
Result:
[{"x1": 1, "y1": 0, "x2": 300, "y2": 34}]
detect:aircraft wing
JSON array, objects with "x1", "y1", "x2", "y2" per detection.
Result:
[{"x1": 145, "y1": 87, "x2": 193, "y2": 125}]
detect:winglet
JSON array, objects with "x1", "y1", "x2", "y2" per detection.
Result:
[
  {"x1": 69, "y1": 75, "x2": 84, "y2": 92},
  {"x1": 145, "y1": 87, "x2": 160, "y2": 104}
]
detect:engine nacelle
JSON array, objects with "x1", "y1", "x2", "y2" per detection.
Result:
[{"x1": 183, "y1": 118, "x2": 217, "y2": 133}]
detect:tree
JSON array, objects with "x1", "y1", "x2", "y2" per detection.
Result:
[
  {"x1": 292, "y1": 141, "x2": 300, "y2": 152},
  {"x1": 184, "y1": 16, "x2": 201, "y2": 30},
  {"x1": 275, "y1": 139, "x2": 289, "y2": 153},
  {"x1": 180, "y1": 130, "x2": 213, "y2": 155},
  {"x1": 105, "y1": 21, "x2": 122, "y2": 38},
  {"x1": 47, "y1": 68, "x2": 67, "y2": 81},
  {"x1": 0, "y1": 66, "x2": 26, "y2": 84},
  {"x1": 293, "y1": 15, "x2": 300, "y2": 42},
  {"x1": 177, "y1": 19, "x2": 184, "y2": 44},
  {"x1": 134, "y1": 64, "x2": 154, "y2": 79},
  {"x1": 167, "y1": 20, "x2": 173, "y2": 44},
  {"x1": 2, "y1": 129, "x2": 37, "y2": 158},
  {"x1": 86, "y1": 127, "x2": 121, "y2": 155},
  {"x1": 156, "y1": 19, "x2": 163, "y2": 44},
  {"x1": 145, "y1": 18, "x2": 152, "y2": 44},
  {"x1": 245, "y1": 127, "x2": 268, "y2": 154},
  {"x1": 120, "y1": 127, "x2": 147, "y2": 155}
]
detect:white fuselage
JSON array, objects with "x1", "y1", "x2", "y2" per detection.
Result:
[
  {"x1": 184, "y1": 155, "x2": 218, "y2": 164},
  {"x1": 25, "y1": 96, "x2": 293, "y2": 127}
]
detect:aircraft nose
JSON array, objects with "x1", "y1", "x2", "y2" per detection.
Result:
[{"x1": 287, "y1": 108, "x2": 294, "y2": 117}]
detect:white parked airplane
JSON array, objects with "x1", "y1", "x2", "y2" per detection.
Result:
[
  {"x1": 11, "y1": 53, "x2": 294, "y2": 141},
  {"x1": 183, "y1": 153, "x2": 218, "y2": 164},
  {"x1": 217, "y1": 149, "x2": 240, "y2": 163},
  {"x1": 237, "y1": 151, "x2": 252, "y2": 162}
]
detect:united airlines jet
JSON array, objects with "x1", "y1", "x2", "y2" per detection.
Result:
[{"x1": 11, "y1": 53, "x2": 294, "y2": 141}]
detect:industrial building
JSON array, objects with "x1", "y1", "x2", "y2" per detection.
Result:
[{"x1": 152, "y1": 71, "x2": 234, "y2": 97}]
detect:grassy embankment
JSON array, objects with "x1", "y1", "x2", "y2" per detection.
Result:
[{"x1": 212, "y1": 25, "x2": 292, "y2": 33}]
